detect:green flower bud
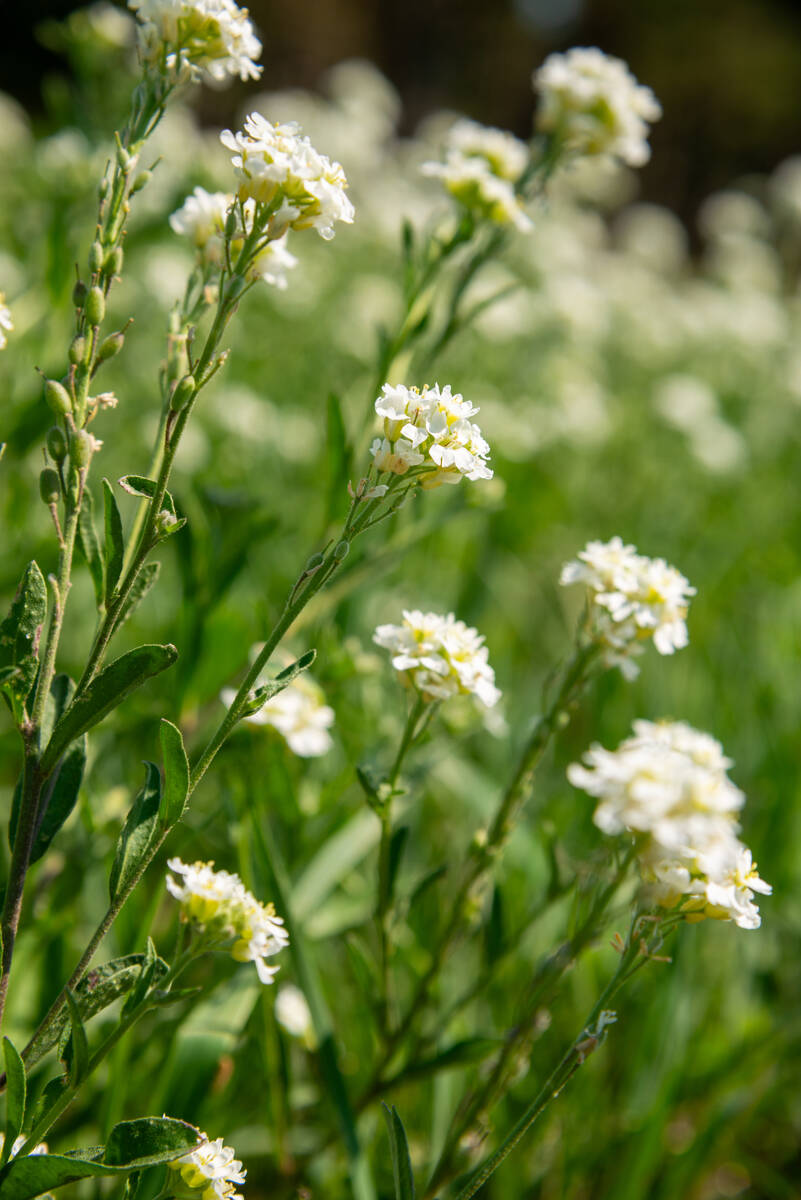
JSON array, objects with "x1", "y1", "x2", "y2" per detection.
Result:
[
  {"x1": 89, "y1": 241, "x2": 104, "y2": 273},
  {"x1": 224, "y1": 208, "x2": 239, "y2": 240},
  {"x1": 39, "y1": 467, "x2": 61, "y2": 506},
  {"x1": 85, "y1": 286, "x2": 105, "y2": 326},
  {"x1": 104, "y1": 246, "x2": 124, "y2": 276},
  {"x1": 131, "y1": 170, "x2": 152, "y2": 194},
  {"x1": 116, "y1": 143, "x2": 131, "y2": 171},
  {"x1": 46, "y1": 425, "x2": 68, "y2": 463},
  {"x1": 97, "y1": 331, "x2": 125, "y2": 363},
  {"x1": 44, "y1": 379, "x2": 72, "y2": 416},
  {"x1": 69, "y1": 335, "x2": 87, "y2": 365},
  {"x1": 333, "y1": 540, "x2": 350, "y2": 561},
  {"x1": 73, "y1": 279, "x2": 88, "y2": 308},
  {"x1": 170, "y1": 374, "x2": 196, "y2": 413},
  {"x1": 69, "y1": 429, "x2": 93, "y2": 469}
]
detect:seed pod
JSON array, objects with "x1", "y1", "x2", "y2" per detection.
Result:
[
  {"x1": 69, "y1": 429, "x2": 93, "y2": 469},
  {"x1": 104, "y1": 246, "x2": 124, "y2": 276},
  {"x1": 72, "y1": 279, "x2": 88, "y2": 308},
  {"x1": 131, "y1": 170, "x2": 152, "y2": 194},
  {"x1": 304, "y1": 552, "x2": 325, "y2": 573},
  {"x1": 224, "y1": 208, "x2": 239, "y2": 240},
  {"x1": 46, "y1": 425, "x2": 68, "y2": 462},
  {"x1": 333, "y1": 540, "x2": 350, "y2": 562},
  {"x1": 44, "y1": 379, "x2": 72, "y2": 416},
  {"x1": 170, "y1": 374, "x2": 196, "y2": 413},
  {"x1": 116, "y1": 143, "x2": 131, "y2": 171},
  {"x1": 97, "y1": 331, "x2": 125, "y2": 363},
  {"x1": 39, "y1": 467, "x2": 61, "y2": 506},
  {"x1": 85, "y1": 286, "x2": 105, "y2": 327},
  {"x1": 69, "y1": 335, "x2": 87, "y2": 366},
  {"x1": 88, "y1": 241, "x2": 104, "y2": 273}
]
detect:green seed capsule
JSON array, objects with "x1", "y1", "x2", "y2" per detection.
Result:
[
  {"x1": 131, "y1": 170, "x2": 152, "y2": 194},
  {"x1": 224, "y1": 208, "x2": 239, "y2": 240},
  {"x1": 85, "y1": 285, "x2": 105, "y2": 326},
  {"x1": 116, "y1": 143, "x2": 131, "y2": 171},
  {"x1": 333, "y1": 540, "x2": 350, "y2": 561},
  {"x1": 104, "y1": 246, "x2": 124, "y2": 275},
  {"x1": 89, "y1": 241, "x2": 104, "y2": 273},
  {"x1": 72, "y1": 279, "x2": 88, "y2": 308},
  {"x1": 98, "y1": 331, "x2": 125, "y2": 363},
  {"x1": 69, "y1": 429, "x2": 93, "y2": 469},
  {"x1": 170, "y1": 374, "x2": 196, "y2": 412},
  {"x1": 69, "y1": 334, "x2": 87, "y2": 365},
  {"x1": 304, "y1": 552, "x2": 325, "y2": 573},
  {"x1": 45, "y1": 379, "x2": 72, "y2": 416},
  {"x1": 39, "y1": 467, "x2": 61, "y2": 506},
  {"x1": 46, "y1": 425, "x2": 68, "y2": 462}
]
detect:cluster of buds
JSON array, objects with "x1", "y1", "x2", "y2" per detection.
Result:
[
  {"x1": 371, "y1": 383, "x2": 492, "y2": 489},
  {"x1": 422, "y1": 118, "x2": 532, "y2": 231},
  {"x1": 374, "y1": 609, "x2": 501, "y2": 708},
  {"x1": 569, "y1": 720, "x2": 771, "y2": 930}
]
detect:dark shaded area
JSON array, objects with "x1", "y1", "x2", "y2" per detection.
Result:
[{"x1": 4, "y1": 0, "x2": 801, "y2": 223}]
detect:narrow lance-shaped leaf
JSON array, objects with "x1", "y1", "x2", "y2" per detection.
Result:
[
  {"x1": 382, "y1": 1104, "x2": 416, "y2": 1200},
  {"x1": 42, "y1": 644, "x2": 177, "y2": 773},
  {"x1": 63, "y1": 989, "x2": 90, "y2": 1086},
  {"x1": 108, "y1": 764, "x2": 162, "y2": 904},
  {"x1": 0, "y1": 561, "x2": 46, "y2": 724},
  {"x1": 102, "y1": 478, "x2": 124, "y2": 601},
  {"x1": 76, "y1": 487, "x2": 105, "y2": 609},
  {"x1": 159, "y1": 719, "x2": 189, "y2": 827},
  {"x1": 241, "y1": 649, "x2": 317, "y2": 717},
  {"x1": 1, "y1": 1038, "x2": 26, "y2": 1167},
  {"x1": 118, "y1": 475, "x2": 176, "y2": 516}
]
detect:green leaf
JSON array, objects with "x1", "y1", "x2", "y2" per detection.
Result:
[
  {"x1": 116, "y1": 562, "x2": 160, "y2": 628},
  {"x1": 102, "y1": 478, "x2": 125, "y2": 601},
  {"x1": 108, "y1": 763, "x2": 162, "y2": 904},
  {"x1": 63, "y1": 989, "x2": 90, "y2": 1086},
  {"x1": 0, "y1": 1117, "x2": 199, "y2": 1199},
  {"x1": 0, "y1": 561, "x2": 47, "y2": 724},
  {"x1": 76, "y1": 487, "x2": 105, "y2": 608},
  {"x1": 121, "y1": 938, "x2": 163, "y2": 1018},
  {"x1": 382, "y1": 1105, "x2": 416, "y2": 1200},
  {"x1": 241, "y1": 649, "x2": 317, "y2": 717},
  {"x1": 118, "y1": 475, "x2": 176, "y2": 516},
  {"x1": 159, "y1": 719, "x2": 189, "y2": 827},
  {"x1": 2, "y1": 1038, "x2": 26, "y2": 1167},
  {"x1": 387, "y1": 825, "x2": 409, "y2": 904},
  {"x1": 42, "y1": 644, "x2": 178, "y2": 773},
  {"x1": 325, "y1": 392, "x2": 352, "y2": 518},
  {"x1": 25, "y1": 953, "x2": 168, "y2": 1070}
]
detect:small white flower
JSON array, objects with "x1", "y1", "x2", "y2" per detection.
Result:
[
  {"x1": 170, "y1": 1130, "x2": 246, "y2": 1200},
  {"x1": 560, "y1": 536, "x2": 695, "y2": 675},
  {"x1": 374, "y1": 609, "x2": 501, "y2": 708},
  {"x1": 422, "y1": 154, "x2": 531, "y2": 232},
  {"x1": 128, "y1": 0, "x2": 262, "y2": 84},
  {"x1": 371, "y1": 383, "x2": 492, "y2": 489},
  {"x1": 533, "y1": 47, "x2": 661, "y2": 167},
  {"x1": 170, "y1": 187, "x2": 231, "y2": 257},
  {"x1": 446, "y1": 118, "x2": 529, "y2": 181},
  {"x1": 221, "y1": 113, "x2": 354, "y2": 240},
  {"x1": 223, "y1": 672, "x2": 335, "y2": 757},
  {"x1": 248, "y1": 233, "x2": 298, "y2": 289},
  {"x1": 166, "y1": 858, "x2": 289, "y2": 983},
  {"x1": 568, "y1": 720, "x2": 770, "y2": 931},
  {"x1": 0, "y1": 293, "x2": 13, "y2": 350},
  {"x1": 275, "y1": 983, "x2": 313, "y2": 1039}
]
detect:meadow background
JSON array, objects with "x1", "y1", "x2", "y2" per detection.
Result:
[{"x1": 2, "y1": 2, "x2": 801, "y2": 1197}]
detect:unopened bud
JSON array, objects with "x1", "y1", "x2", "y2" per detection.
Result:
[
  {"x1": 104, "y1": 246, "x2": 124, "y2": 276},
  {"x1": 73, "y1": 279, "x2": 88, "y2": 308},
  {"x1": 86, "y1": 286, "x2": 105, "y2": 326},
  {"x1": 224, "y1": 208, "x2": 239, "y2": 240},
  {"x1": 46, "y1": 426, "x2": 68, "y2": 462},
  {"x1": 69, "y1": 335, "x2": 87, "y2": 366},
  {"x1": 156, "y1": 509, "x2": 181, "y2": 538},
  {"x1": 170, "y1": 374, "x2": 196, "y2": 412},
  {"x1": 116, "y1": 143, "x2": 131, "y2": 171},
  {"x1": 131, "y1": 170, "x2": 152, "y2": 194},
  {"x1": 44, "y1": 379, "x2": 72, "y2": 416},
  {"x1": 97, "y1": 331, "x2": 125, "y2": 363},
  {"x1": 89, "y1": 241, "x2": 104, "y2": 273},
  {"x1": 39, "y1": 467, "x2": 61, "y2": 506},
  {"x1": 333, "y1": 540, "x2": 350, "y2": 562},
  {"x1": 98, "y1": 175, "x2": 109, "y2": 201},
  {"x1": 69, "y1": 429, "x2": 94, "y2": 468}
]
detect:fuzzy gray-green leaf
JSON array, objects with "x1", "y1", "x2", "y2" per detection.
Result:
[
  {"x1": 0, "y1": 561, "x2": 47, "y2": 723},
  {"x1": 2, "y1": 1038, "x2": 26, "y2": 1167},
  {"x1": 108, "y1": 763, "x2": 162, "y2": 904},
  {"x1": 159, "y1": 718, "x2": 189, "y2": 827},
  {"x1": 102, "y1": 477, "x2": 125, "y2": 601}
]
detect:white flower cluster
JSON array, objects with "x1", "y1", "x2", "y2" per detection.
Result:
[
  {"x1": 0, "y1": 1135, "x2": 48, "y2": 1159},
  {"x1": 533, "y1": 47, "x2": 662, "y2": 167},
  {"x1": 221, "y1": 113, "x2": 355, "y2": 241},
  {"x1": 169, "y1": 1131, "x2": 246, "y2": 1200},
  {"x1": 128, "y1": 0, "x2": 262, "y2": 84},
  {"x1": 169, "y1": 187, "x2": 298, "y2": 287},
  {"x1": 371, "y1": 383, "x2": 492, "y2": 489},
  {"x1": 166, "y1": 858, "x2": 289, "y2": 983},
  {"x1": 560, "y1": 537, "x2": 695, "y2": 677},
  {"x1": 374, "y1": 610, "x2": 501, "y2": 708},
  {"x1": 568, "y1": 720, "x2": 771, "y2": 930},
  {"x1": 222, "y1": 674, "x2": 335, "y2": 757},
  {"x1": 422, "y1": 117, "x2": 532, "y2": 232},
  {"x1": 0, "y1": 293, "x2": 13, "y2": 350}
]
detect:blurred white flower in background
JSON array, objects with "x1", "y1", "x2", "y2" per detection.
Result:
[
  {"x1": 223, "y1": 664, "x2": 335, "y2": 757},
  {"x1": 374, "y1": 609, "x2": 501, "y2": 708},
  {"x1": 0, "y1": 294, "x2": 13, "y2": 350}
]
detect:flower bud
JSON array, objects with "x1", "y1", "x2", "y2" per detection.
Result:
[
  {"x1": 333, "y1": 540, "x2": 350, "y2": 562},
  {"x1": 116, "y1": 143, "x2": 131, "y2": 171},
  {"x1": 98, "y1": 175, "x2": 109, "y2": 201},
  {"x1": 85, "y1": 286, "x2": 105, "y2": 327},
  {"x1": 224, "y1": 208, "x2": 239, "y2": 240},
  {"x1": 39, "y1": 467, "x2": 61, "y2": 506},
  {"x1": 44, "y1": 378, "x2": 72, "y2": 416},
  {"x1": 46, "y1": 425, "x2": 68, "y2": 462},
  {"x1": 89, "y1": 241, "x2": 104, "y2": 273},
  {"x1": 69, "y1": 429, "x2": 94, "y2": 468},
  {"x1": 97, "y1": 331, "x2": 125, "y2": 363},
  {"x1": 72, "y1": 279, "x2": 87, "y2": 308},
  {"x1": 131, "y1": 170, "x2": 152, "y2": 194},
  {"x1": 104, "y1": 246, "x2": 124, "y2": 276},
  {"x1": 69, "y1": 335, "x2": 87, "y2": 365},
  {"x1": 156, "y1": 509, "x2": 181, "y2": 538},
  {"x1": 170, "y1": 374, "x2": 196, "y2": 413}
]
